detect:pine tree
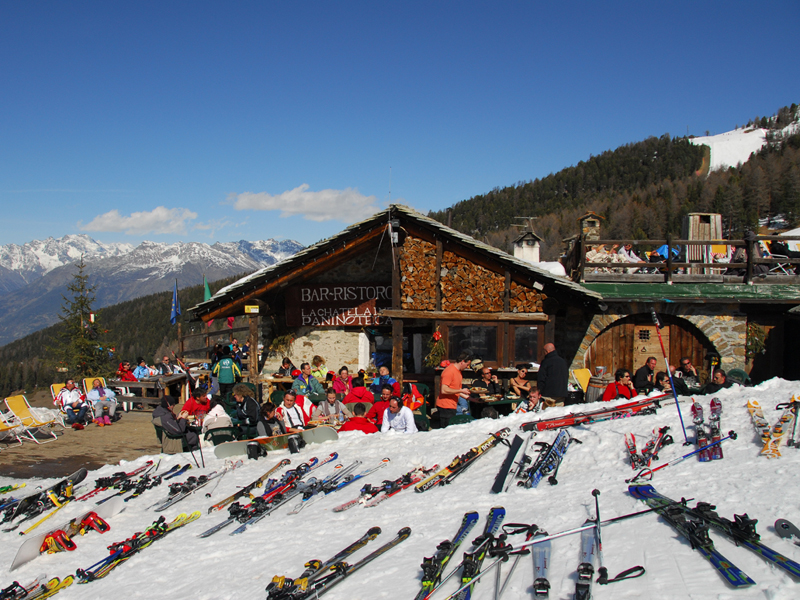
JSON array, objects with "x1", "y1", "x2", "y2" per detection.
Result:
[{"x1": 50, "y1": 257, "x2": 110, "y2": 379}]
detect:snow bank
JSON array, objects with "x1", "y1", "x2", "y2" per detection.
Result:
[{"x1": 2, "y1": 379, "x2": 800, "y2": 599}]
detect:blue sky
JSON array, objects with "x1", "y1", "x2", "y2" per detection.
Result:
[{"x1": 1, "y1": 1, "x2": 798, "y2": 248}]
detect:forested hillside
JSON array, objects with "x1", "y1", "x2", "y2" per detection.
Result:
[
  {"x1": 431, "y1": 104, "x2": 800, "y2": 259},
  {"x1": 0, "y1": 273, "x2": 244, "y2": 397}
]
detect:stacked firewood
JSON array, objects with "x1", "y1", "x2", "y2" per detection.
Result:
[
  {"x1": 441, "y1": 251, "x2": 504, "y2": 312},
  {"x1": 399, "y1": 237, "x2": 437, "y2": 310},
  {"x1": 510, "y1": 281, "x2": 546, "y2": 312}
]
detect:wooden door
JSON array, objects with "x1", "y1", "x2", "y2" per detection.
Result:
[{"x1": 632, "y1": 325, "x2": 668, "y2": 371}]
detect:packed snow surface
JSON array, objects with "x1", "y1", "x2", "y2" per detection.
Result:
[
  {"x1": 689, "y1": 128, "x2": 768, "y2": 172},
  {"x1": 2, "y1": 379, "x2": 799, "y2": 599}
]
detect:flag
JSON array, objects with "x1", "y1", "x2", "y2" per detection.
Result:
[
  {"x1": 170, "y1": 279, "x2": 181, "y2": 325},
  {"x1": 204, "y1": 275, "x2": 214, "y2": 326},
  {"x1": 227, "y1": 316, "x2": 235, "y2": 329}
]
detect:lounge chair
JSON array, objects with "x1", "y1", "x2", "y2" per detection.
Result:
[
  {"x1": 4, "y1": 395, "x2": 59, "y2": 444},
  {"x1": 0, "y1": 411, "x2": 25, "y2": 448}
]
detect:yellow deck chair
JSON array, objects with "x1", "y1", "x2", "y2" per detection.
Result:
[
  {"x1": 571, "y1": 368, "x2": 592, "y2": 393},
  {"x1": 49, "y1": 383, "x2": 69, "y2": 427},
  {"x1": 82, "y1": 377, "x2": 108, "y2": 395},
  {"x1": 4, "y1": 395, "x2": 58, "y2": 444},
  {"x1": 0, "y1": 411, "x2": 24, "y2": 448}
]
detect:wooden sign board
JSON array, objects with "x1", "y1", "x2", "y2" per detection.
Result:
[
  {"x1": 633, "y1": 325, "x2": 668, "y2": 370},
  {"x1": 286, "y1": 283, "x2": 392, "y2": 327}
]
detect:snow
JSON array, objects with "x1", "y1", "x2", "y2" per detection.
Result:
[
  {"x1": 689, "y1": 127, "x2": 768, "y2": 172},
  {"x1": 689, "y1": 121, "x2": 800, "y2": 174},
  {"x1": 2, "y1": 379, "x2": 800, "y2": 599}
]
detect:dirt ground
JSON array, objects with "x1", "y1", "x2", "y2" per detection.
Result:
[{"x1": 0, "y1": 390, "x2": 162, "y2": 480}]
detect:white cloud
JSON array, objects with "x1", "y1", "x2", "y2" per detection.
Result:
[
  {"x1": 230, "y1": 184, "x2": 382, "y2": 223},
  {"x1": 80, "y1": 207, "x2": 198, "y2": 235}
]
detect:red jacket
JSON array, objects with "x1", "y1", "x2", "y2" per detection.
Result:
[
  {"x1": 338, "y1": 417, "x2": 379, "y2": 434},
  {"x1": 366, "y1": 400, "x2": 390, "y2": 426},
  {"x1": 116, "y1": 363, "x2": 137, "y2": 382},
  {"x1": 602, "y1": 382, "x2": 633, "y2": 402},
  {"x1": 343, "y1": 387, "x2": 374, "y2": 404}
]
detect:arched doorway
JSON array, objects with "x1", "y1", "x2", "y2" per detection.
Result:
[{"x1": 584, "y1": 314, "x2": 715, "y2": 381}]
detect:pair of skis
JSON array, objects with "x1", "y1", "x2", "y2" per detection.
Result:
[
  {"x1": 691, "y1": 398, "x2": 723, "y2": 461},
  {"x1": 0, "y1": 575, "x2": 74, "y2": 600},
  {"x1": 629, "y1": 483, "x2": 800, "y2": 586},
  {"x1": 520, "y1": 396, "x2": 664, "y2": 432},
  {"x1": 266, "y1": 526, "x2": 410, "y2": 599},
  {"x1": 95, "y1": 462, "x2": 189, "y2": 505},
  {"x1": 520, "y1": 429, "x2": 580, "y2": 488},
  {"x1": 748, "y1": 398, "x2": 797, "y2": 458},
  {"x1": 415, "y1": 428, "x2": 511, "y2": 493},
  {"x1": 332, "y1": 464, "x2": 438, "y2": 511},
  {"x1": 75, "y1": 460, "x2": 155, "y2": 501},
  {"x1": 288, "y1": 458, "x2": 390, "y2": 514},
  {"x1": 416, "y1": 508, "x2": 506, "y2": 600},
  {"x1": 624, "y1": 426, "x2": 673, "y2": 469},
  {"x1": 2, "y1": 469, "x2": 88, "y2": 535}
]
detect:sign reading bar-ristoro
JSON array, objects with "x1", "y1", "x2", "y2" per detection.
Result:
[{"x1": 286, "y1": 283, "x2": 392, "y2": 327}]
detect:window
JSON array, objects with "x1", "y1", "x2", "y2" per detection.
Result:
[
  {"x1": 512, "y1": 326, "x2": 539, "y2": 363},
  {"x1": 447, "y1": 325, "x2": 498, "y2": 362}
]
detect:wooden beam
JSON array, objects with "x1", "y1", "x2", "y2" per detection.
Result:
[
  {"x1": 248, "y1": 315, "x2": 259, "y2": 385},
  {"x1": 380, "y1": 309, "x2": 549, "y2": 322},
  {"x1": 200, "y1": 227, "x2": 386, "y2": 321},
  {"x1": 435, "y1": 239, "x2": 443, "y2": 311},
  {"x1": 503, "y1": 270, "x2": 511, "y2": 313},
  {"x1": 392, "y1": 318, "x2": 404, "y2": 388}
]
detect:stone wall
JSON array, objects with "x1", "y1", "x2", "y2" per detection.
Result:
[
  {"x1": 567, "y1": 303, "x2": 748, "y2": 372},
  {"x1": 261, "y1": 328, "x2": 363, "y2": 376}
]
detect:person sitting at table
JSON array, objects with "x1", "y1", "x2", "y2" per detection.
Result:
[
  {"x1": 310, "y1": 355, "x2": 328, "y2": 381},
  {"x1": 469, "y1": 366, "x2": 503, "y2": 417},
  {"x1": 369, "y1": 365, "x2": 400, "y2": 396},
  {"x1": 701, "y1": 369, "x2": 734, "y2": 395},
  {"x1": 312, "y1": 388, "x2": 353, "y2": 423},
  {"x1": 152, "y1": 395, "x2": 199, "y2": 452},
  {"x1": 260, "y1": 401, "x2": 287, "y2": 437},
  {"x1": 508, "y1": 364, "x2": 533, "y2": 397},
  {"x1": 86, "y1": 378, "x2": 117, "y2": 427},
  {"x1": 602, "y1": 369, "x2": 636, "y2": 401},
  {"x1": 232, "y1": 383, "x2": 267, "y2": 438},
  {"x1": 278, "y1": 390, "x2": 310, "y2": 433},
  {"x1": 675, "y1": 357, "x2": 700, "y2": 389},
  {"x1": 116, "y1": 361, "x2": 137, "y2": 382},
  {"x1": 275, "y1": 357, "x2": 296, "y2": 377},
  {"x1": 338, "y1": 403, "x2": 379, "y2": 434},
  {"x1": 381, "y1": 397, "x2": 418, "y2": 434},
  {"x1": 343, "y1": 377, "x2": 374, "y2": 404},
  {"x1": 201, "y1": 397, "x2": 233, "y2": 434},
  {"x1": 633, "y1": 357, "x2": 657, "y2": 395},
  {"x1": 291, "y1": 362, "x2": 325, "y2": 398},
  {"x1": 366, "y1": 384, "x2": 393, "y2": 428},
  {"x1": 515, "y1": 387, "x2": 543, "y2": 413},
  {"x1": 333, "y1": 366, "x2": 354, "y2": 395},
  {"x1": 182, "y1": 386, "x2": 211, "y2": 419},
  {"x1": 133, "y1": 357, "x2": 156, "y2": 380}
]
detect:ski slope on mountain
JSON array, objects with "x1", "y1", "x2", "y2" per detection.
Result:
[
  {"x1": 690, "y1": 121, "x2": 799, "y2": 173},
  {"x1": 1, "y1": 379, "x2": 799, "y2": 599}
]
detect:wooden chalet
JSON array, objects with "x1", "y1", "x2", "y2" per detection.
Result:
[{"x1": 188, "y1": 205, "x2": 602, "y2": 390}]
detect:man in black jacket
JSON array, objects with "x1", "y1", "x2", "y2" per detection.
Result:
[
  {"x1": 633, "y1": 357, "x2": 657, "y2": 395},
  {"x1": 537, "y1": 343, "x2": 569, "y2": 407},
  {"x1": 702, "y1": 369, "x2": 733, "y2": 395}
]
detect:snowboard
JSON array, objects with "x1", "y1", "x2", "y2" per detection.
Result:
[
  {"x1": 3, "y1": 469, "x2": 88, "y2": 525},
  {"x1": 213, "y1": 426, "x2": 339, "y2": 459},
  {"x1": 11, "y1": 496, "x2": 125, "y2": 571}
]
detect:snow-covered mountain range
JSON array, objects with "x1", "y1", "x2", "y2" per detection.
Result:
[{"x1": 0, "y1": 235, "x2": 303, "y2": 346}]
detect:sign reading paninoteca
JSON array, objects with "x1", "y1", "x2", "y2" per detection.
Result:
[{"x1": 285, "y1": 283, "x2": 392, "y2": 327}]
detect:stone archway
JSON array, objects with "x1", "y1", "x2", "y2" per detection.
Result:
[{"x1": 570, "y1": 304, "x2": 747, "y2": 372}]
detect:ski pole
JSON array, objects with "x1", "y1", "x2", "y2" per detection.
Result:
[
  {"x1": 497, "y1": 524, "x2": 537, "y2": 598},
  {"x1": 626, "y1": 430, "x2": 737, "y2": 483},
  {"x1": 650, "y1": 308, "x2": 690, "y2": 445},
  {"x1": 592, "y1": 489, "x2": 607, "y2": 583},
  {"x1": 429, "y1": 505, "x2": 669, "y2": 599}
]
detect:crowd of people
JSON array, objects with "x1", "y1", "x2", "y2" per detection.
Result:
[{"x1": 601, "y1": 356, "x2": 733, "y2": 401}]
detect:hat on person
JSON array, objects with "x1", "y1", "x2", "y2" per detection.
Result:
[{"x1": 291, "y1": 369, "x2": 301, "y2": 378}]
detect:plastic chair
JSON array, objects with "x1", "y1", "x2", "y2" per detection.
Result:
[
  {"x1": 726, "y1": 368, "x2": 752, "y2": 386},
  {"x1": 571, "y1": 369, "x2": 592, "y2": 393},
  {"x1": 4, "y1": 395, "x2": 59, "y2": 443},
  {"x1": 203, "y1": 426, "x2": 239, "y2": 446},
  {"x1": 759, "y1": 242, "x2": 793, "y2": 275}
]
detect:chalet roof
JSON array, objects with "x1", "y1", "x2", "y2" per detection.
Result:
[
  {"x1": 512, "y1": 230, "x2": 544, "y2": 244},
  {"x1": 583, "y1": 282, "x2": 800, "y2": 304},
  {"x1": 189, "y1": 205, "x2": 601, "y2": 320}
]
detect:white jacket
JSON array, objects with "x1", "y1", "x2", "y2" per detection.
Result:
[{"x1": 381, "y1": 406, "x2": 418, "y2": 434}]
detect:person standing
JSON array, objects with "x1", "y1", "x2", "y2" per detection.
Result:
[
  {"x1": 436, "y1": 353, "x2": 471, "y2": 428},
  {"x1": 212, "y1": 346, "x2": 241, "y2": 401},
  {"x1": 537, "y1": 343, "x2": 569, "y2": 407},
  {"x1": 381, "y1": 397, "x2": 418, "y2": 434}
]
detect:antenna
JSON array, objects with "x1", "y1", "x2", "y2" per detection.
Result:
[
  {"x1": 512, "y1": 216, "x2": 538, "y2": 232},
  {"x1": 388, "y1": 167, "x2": 392, "y2": 205}
]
